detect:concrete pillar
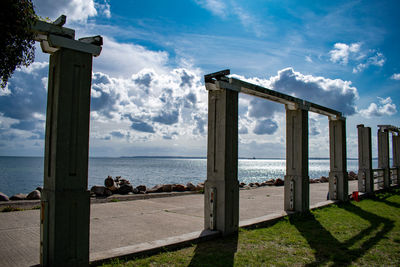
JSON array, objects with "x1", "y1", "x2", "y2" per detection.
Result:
[
  {"x1": 204, "y1": 87, "x2": 239, "y2": 235},
  {"x1": 284, "y1": 107, "x2": 309, "y2": 212},
  {"x1": 392, "y1": 134, "x2": 400, "y2": 185},
  {"x1": 377, "y1": 128, "x2": 390, "y2": 188},
  {"x1": 41, "y1": 48, "x2": 93, "y2": 266},
  {"x1": 328, "y1": 118, "x2": 348, "y2": 201},
  {"x1": 357, "y1": 125, "x2": 374, "y2": 193}
]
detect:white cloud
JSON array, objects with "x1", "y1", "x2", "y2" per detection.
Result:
[
  {"x1": 93, "y1": 36, "x2": 169, "y2": 78},
  {"x1": 233, "y1": 67, "x2": 359, "y2": 118},
  {"x1": 195, "y1": 0, "x2": 264, "y2": 37},
  {"x1": 352, "y1": 52, "x2": 385, "y2": 73},
  {"x1": 391, "y1": 73, "x2": 400, "y2": 80},
  {"x1": 328, "y1": 43, "x2": 385, "y2": 73},
  {"x1": 305, "y1": 55, "x2": 313, "y2": 63},
  {"x1": 329, "y1": 42, "x2": 361, "y2": 65},
  {"x1": 195, "y1": 0, "x2": 227, "y2": 18},
  {"x1": 33, "y1": 0, "x2": 109, "y2": 22},
  {"x1": 359, "y1": 97, "x2": 397, "y2": 118}
]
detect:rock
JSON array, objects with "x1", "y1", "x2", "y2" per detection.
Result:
[
  {"x1": 255, "y1": 182, "x2": 260, "y2": 187},
  {"x1": 36, "y1": 187, "x2": 43, "y2": 192},
  {"x1": 117, "y1": 184, "x2": 133, "y2": 195},
  {"x1": 104, "y1": 188, "x2": 113, "y2": 196},
  {"x1": 147, "y1": 184, "x2": 164, "y2": 193},
  {"x1": 320, "y1": 176, "x2": 329, "y2": 183},
  {"x1": 265, "y1": 179, "x2": 275, "y2": 186},
  {"x1": 196, "y1": 183, "x2": 204, "y2": 191},
  {"x1": 136, "y1": 185, "x2": 147, "y2": 192},
  {"x1": 348, "y1": 171, "x2": 358, "y2": 180},
  {"x1": 0, "y1": 192, "x2": 9, "y2": 201},
  {"x1": 162, "y1": 184, "x2": 172, "y2": 192},
  {"x1": 90, "y1": 186, "x2": 113, "y2": 197},
  {"x1": 260, "y1": 182, "x2": 267, "y2": 186},
  {"x1": 248, "y1": 183, "x2": 255, "y2": 187},
  {"x1": 186, "y1": 182, "x2": 196, "y2": 191},
  {"x1": 10, "y1": 193, "x2": 27, "y2": 200},
  {"x1": 27, "y1": 190, "x2": 41, "y2": 200},
  {"x1": 132, "y1": 188, "x2": 139, "y2": 194},
  {"x1": 243, "y1": 185, "x2": 251, "y2": 190},
  {"x1": 239, "y1": 182, "x2": 246, "y2": 188},
  {"x1": 274, "y1": 178, "x2": 284, "y2": 186},
  {"x1": 104, "y1": 176, "x2": 119, "y2": 191},
  {"x1": 172, "y1": 184, "x2": 186, "y2": 192}
]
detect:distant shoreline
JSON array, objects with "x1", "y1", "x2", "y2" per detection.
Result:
[{"x1": 0, "y1": 155, "x2": 362, "y2": 160}]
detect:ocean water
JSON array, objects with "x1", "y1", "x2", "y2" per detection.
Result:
[{"x1": 0, "y1": 156, "x2": 362, "y2": 196}]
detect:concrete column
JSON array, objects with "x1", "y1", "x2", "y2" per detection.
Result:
[
  {"x1": 377, "y1": 128, "x2": 390, "y2": 188},
  {"x1": 204, "y1": 87, "x2": 239, "y2": 235},
  {"x1": 41, "y1": 48, "x2": 93, "y2": 266},
  {"x1": 392, "y1": 134, "x2": 400, "y2": 185},
  {"x1": 357, "y1": 125, "x2": 374, "y2": 193},
  {"x1": 284, "y1": 107, "x2": 309, "y2": 212},
  {"x1": 328, "y1": 118, "x2": 348, "y2": 201}
]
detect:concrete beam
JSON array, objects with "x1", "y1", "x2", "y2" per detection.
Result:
[
  {"x1": 377, "y1": 129, "x2": 390, "y2": 188},
  {"x1": 204, "y1": 87, "x2": 239, "y2": 235},
  {"x1": 328, "y1": 119, "x2": 348, "y2": 201},
  {"x1": 284, "y1": 107, "x2": 309, "y2": 212},
  {"x1": 41, "y1": 48, "x2": 93, "y2": 266},
  {"x1": 357, "y1": 125, "x2": 374, "y2": 193}
]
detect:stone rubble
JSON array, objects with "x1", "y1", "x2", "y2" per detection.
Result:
[{"x1": 1, "y1": 172, "x2": 360, "y2": 202}]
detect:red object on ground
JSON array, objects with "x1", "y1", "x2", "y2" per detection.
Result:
[{"x1": 352, "y1": 191, "x2": 359, "y2": 202}]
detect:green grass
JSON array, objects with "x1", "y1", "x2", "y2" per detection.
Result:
[
  {"x1": 110, "y1": 199, "x2": 120, "y2": 202},
  {"x1": 1, "y1": 206, "x2": 24, "y2": 212},
  {"x1": 99, "y1": 188, "x2": 400, "y2": 267}
]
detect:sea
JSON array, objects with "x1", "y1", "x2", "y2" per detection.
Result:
[{"x1": 0, "y1": 156, "x2": 369, "y2": 196}]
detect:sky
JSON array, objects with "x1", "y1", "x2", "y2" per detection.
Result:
[{"x1": 1, "y1": 0, "x2": 399, "y2": 158}]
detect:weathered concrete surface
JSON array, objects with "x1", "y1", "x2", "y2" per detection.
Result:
[{"x1": 0, "y1": 181, "x2": 358, "y2": 267}]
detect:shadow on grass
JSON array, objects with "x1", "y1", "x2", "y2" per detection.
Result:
[
  {"x1": 289, "y1": 202, "x2": 394, "y2": 266},
  {"x1": 188, "y1": 231, "x2": 238, "y2": 267}
]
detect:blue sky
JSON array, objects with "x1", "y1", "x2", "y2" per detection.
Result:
[{"x1": 0, "y1": 0, "x2": 399, "y2": 158}]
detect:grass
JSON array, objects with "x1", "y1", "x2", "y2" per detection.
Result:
[
  {"x1": 110, "y1": 199, "x2": 120, "y2": 202},
  {"x1": 99, "y1": 188, "x2": 400, "y2": 267},
  {"x1": 1, "y1": 206, "x2": 24, "y2": 212}
]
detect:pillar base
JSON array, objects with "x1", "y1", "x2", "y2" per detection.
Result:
[
  {"x1": 204, "y1": 180, "x2": 239, "y2": 236},
  {"x1": 41, "y1": 189, "x2": 90, "y2": 267},
  {"x1": 284, "y1": 175, "x2": 309, "y2": 212},
  {"x1": 329, "y1": 171, "x2": 348, "y2": 201},
  {"x1": 357, "y1": 168, "x2": 374, "y2": 193}
]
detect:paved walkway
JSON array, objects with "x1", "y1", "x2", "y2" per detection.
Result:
[{"x1": 0, "y1": 181, "x2": 358, "y2": 266}]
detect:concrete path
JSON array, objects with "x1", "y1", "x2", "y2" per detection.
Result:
[{"x1": 0, "y1": 181, "x2": 358, "y2": 267}]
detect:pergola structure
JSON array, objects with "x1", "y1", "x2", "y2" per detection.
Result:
[
  {"x1": 31, "y1": 15, "x2": 102, "y2": 266},
  {"x1": 203, "y1": 70, "x2": 348, "y2": 235},
  {"x1": 358, "y1": 124, "x2": 400, "y2": 192}
]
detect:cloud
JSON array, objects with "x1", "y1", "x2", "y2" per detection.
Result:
[
  {"x1": 33, "y1": 0, "x2": 100, "y2": 22},
  {"x1": 253, "y1": 119, "x2": 278, "y2": 135},
  {"x1": 352, "y1": 52, "x2": 385, "y2": 73},
  {"x1": 93, "y1": 36, "x2": 169, "y2": 78},
  {"x1": 195, "y1": 0, "x2": 227, "y2": 18},
  {"x1": 329, "y1": 42, "x2": 361, "y2": 65},
  {"x1": 235, "y1": 67, "x2": 359, "y2": 117},
  {"x1": 0, "y1": 62, "x2": 48, "y2": 135},
  {"x1": 328, "y1": 43, "x2": 385, "y2": 73},
  {"x1": 195, "y1": 0, "x2": 264, "y2": 37},
  {"x1": 391, "y1": 73, "x2": 400, "y2": 80},
  {"x1": 359, "y1": 97, "x2": 397, "y2": 118}
]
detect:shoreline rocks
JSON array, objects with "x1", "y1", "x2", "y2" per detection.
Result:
[
  {"x1": 2, "y1": 171, "x2": 360, "y2": 202},
  {"x1": 0, "y1": 192, "x2": 9, "y2": 201}
]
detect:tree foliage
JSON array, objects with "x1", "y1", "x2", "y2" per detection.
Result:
[{"x1": 0, "y1": 0, "x2": 37, "y2": 89}]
